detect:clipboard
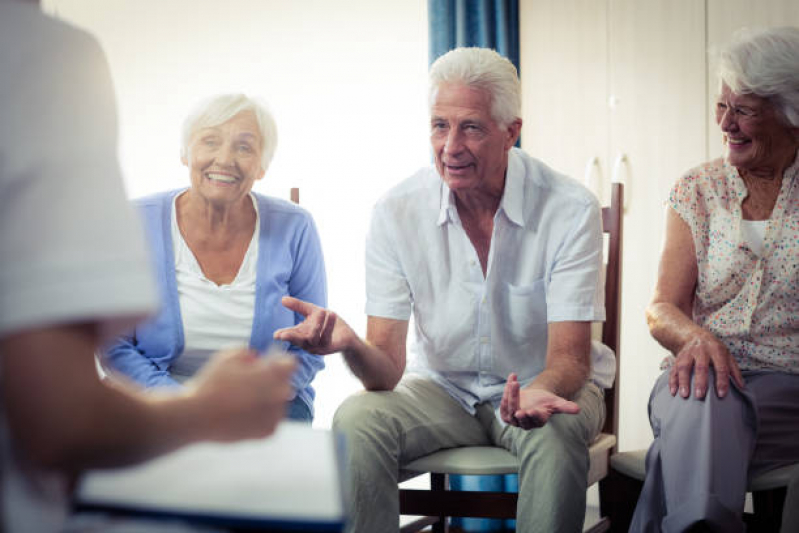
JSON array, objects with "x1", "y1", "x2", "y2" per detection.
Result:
[{"x1": 74, "y1": 421, "x2": 347, "y2": 532}]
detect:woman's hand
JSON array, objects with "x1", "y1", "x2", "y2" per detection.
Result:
[
  {"x1": 500, "y1": 373, "x2": 581, "y2": 430},
  {"x1": 273, "y1": 296, "x2": 357, "y2": 355},
  {"x1": 669, "y1": 333, "x2": 745, "y2": 399}
]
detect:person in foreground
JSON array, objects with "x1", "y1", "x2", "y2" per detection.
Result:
[
  {"x1": 631, "y1": 26, "x2": 799, "y2": 533},
  {"x1": 275, "y1": 47, "x2": 615, "y2": 533},
  {"x1": 102, "y1": 94, "x2": 327, "y2": 421},
  {"x1": 0, "y1": 3, "x2": 295, "y2": 532}
]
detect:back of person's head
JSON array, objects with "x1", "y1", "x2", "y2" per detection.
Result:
[
  {"x1": 428, "y1": 47, "x2": 521, "y2": 128},
  {"x1": 717, "y1": 26, "x2": 799, "y2": 127},
  {"x1": 181, "y1": 93, "x2": 278, "y2": 172}
]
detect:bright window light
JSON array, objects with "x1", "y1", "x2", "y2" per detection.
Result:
[{"x1": 43, "y1": 0, "x2": 430, "y2": 428}]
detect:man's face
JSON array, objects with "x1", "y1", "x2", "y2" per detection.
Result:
[{"x1": 430, "y1": 82, "x2": 520, "y2": 195}]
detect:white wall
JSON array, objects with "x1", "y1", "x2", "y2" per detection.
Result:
[{"x1": 43, "y1": 0, "x2": 430, "y2": 428}]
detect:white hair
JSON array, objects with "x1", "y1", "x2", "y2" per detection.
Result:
[
  {"x1": 180, "y1": 93, "x2": 278, "y2": 172},
  {"x1": 428, "y1": 47, "x2": 521, "y2": 127},
  {"x1": 717, "y1": 26, "x2": 799, "y2": 127}
]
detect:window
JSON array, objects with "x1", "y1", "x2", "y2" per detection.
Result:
[{"x1": 44, "y1": 0, "x2": 429, "y2": 428}]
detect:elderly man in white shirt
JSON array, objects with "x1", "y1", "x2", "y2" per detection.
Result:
[{"x1": 275, "y1": 47, "x2": 614, "y2": 533}]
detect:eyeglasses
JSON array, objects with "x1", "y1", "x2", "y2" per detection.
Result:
[{"x1": 715, "y1": 101, "x2": 762, "y2": 121}]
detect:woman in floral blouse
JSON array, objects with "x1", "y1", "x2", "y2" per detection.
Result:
[{"x1": 631, "y1": 27, "x2": 799, "y2": 532}]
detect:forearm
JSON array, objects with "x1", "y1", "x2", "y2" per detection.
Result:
[
  {"x1": 50, "y1": 381, "x2": 205, "y2": 471},
  {"x1": 528, "y1": 358, "x2": 590, "y2": 399},
  {"x1": 1, "y1": 325, "x2": 206, "y2": 473},
  {"x1": 529, "y1": 321, "x2": 592, "y2": 399},
  {"x1": 342, "y1": 336, "x2": 404, "y2": 391},
  {"x1": 646, "y1": 301, "x2": 715, "y2": 356}
]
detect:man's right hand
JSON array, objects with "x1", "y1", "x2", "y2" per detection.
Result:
[
  {"x1": 500, "y1": 373, "x2": 581, "y2": 430},
  {"x1": 273, "y1": 296, "x2": 357, "y2": 355},
  {"x1": 186, "y1": 348, "x2": 297, "y2": 442}
]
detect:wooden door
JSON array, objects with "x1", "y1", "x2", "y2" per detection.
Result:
[
  {"x1": 519, "y1": 0, "x2": 610, "y2": 201},
  {"x1": 608, "y1": 0, "x2": 707, "y2": 450}
]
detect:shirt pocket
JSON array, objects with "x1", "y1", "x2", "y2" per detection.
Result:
[{"x1": 501, "y1": 279, "x2": 548, "y2": 344}]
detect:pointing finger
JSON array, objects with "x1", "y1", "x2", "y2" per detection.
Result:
[{"x1": 280, "y1": 296, "x2": 319, "y2": 318}]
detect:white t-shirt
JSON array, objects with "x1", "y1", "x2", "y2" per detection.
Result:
[
  {"x1": 740, "y1": 219, "x2": 767, "y2": 258},
  {"x1": 0, "y1": 3, "x2": 157, "y2": 531},
  {"x1": 169, "y1": 193, "x2": 258, "y2": 381}
]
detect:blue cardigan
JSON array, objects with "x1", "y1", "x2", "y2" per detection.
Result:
[{"x1": 104, "y1": 189, "x2": 327, "y2": 415}]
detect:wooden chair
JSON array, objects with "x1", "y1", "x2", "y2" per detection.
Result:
[{"x1": 398, "y1": 183, "x2": 624, "y2": 533}]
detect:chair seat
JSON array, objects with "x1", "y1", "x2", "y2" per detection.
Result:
[
  {"x1": 401, "y1": 433, "x2": 617, "y2": 484},
  {"x1": 610, "y1": 449, "x2": 799, "y2": 492}
]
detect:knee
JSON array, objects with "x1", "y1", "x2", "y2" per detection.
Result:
[
  {"x1": 333, "y1": 390, "x2": 393, "y2": 438},
  {"x1": 333, "y1": 391, "x2": 401, "y2": 464},
  {"x1": 516, "y1": 418, "x2": 589, "y2": 467}
]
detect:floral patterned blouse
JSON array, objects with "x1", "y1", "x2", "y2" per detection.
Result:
[{"x1": 669, "y1": 152, "x2": 799, "y2": 373}]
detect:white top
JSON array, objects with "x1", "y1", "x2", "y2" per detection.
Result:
[
  {"x1": 740, "y1": 219, "x2": 767, "y2": 258},
  {"x1": 0, "y1": 3, "x2": 157, "y2": 531},
  {"x1": 169, "y1": 193, "x2": 258, "y2": 381},
  {"x1": 365, "y1": 148, "x2": 615, "y2": 415}
]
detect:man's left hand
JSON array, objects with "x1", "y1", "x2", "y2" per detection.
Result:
[{"x1": 500, "y1": 373, "x2": 580, "y2": 430}]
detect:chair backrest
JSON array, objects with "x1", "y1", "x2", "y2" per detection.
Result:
[{"x1": 600, "y1": 182, "x2": 623, "y2": 439}]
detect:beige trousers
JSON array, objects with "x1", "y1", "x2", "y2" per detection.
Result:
[{"x1": 332, "y1": 375, "x2": 605, "y2": 533}]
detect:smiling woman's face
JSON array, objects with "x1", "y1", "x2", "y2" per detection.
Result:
[
  {"x1": 716, "y1": 83, "x2": 798, "y2": 176},
  {"x1": 182, "y1": 110, "x2": 265, "y2": 206}
]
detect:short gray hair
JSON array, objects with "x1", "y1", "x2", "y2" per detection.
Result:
[
  {"x1": 428, "y1": 47, "x2": 521, "y2": 127},
  {"x1": 717, "y1": 26, "x2": 799, "y2": 127},
  {"x1": 181, "y1": 93, "x2": 278, "y2": 172}
]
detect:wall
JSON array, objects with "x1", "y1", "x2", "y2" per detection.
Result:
[
  {"x1": 520, "y1": 0, "x2": 799, "y2": 453},
  {"x1": 43, "y1": 0, "x2": 430, "y2": 429}
]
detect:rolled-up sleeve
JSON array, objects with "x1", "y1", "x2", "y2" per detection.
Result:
[
  {"x1": 364, "y1": 204, "x2": 412, "y2": 320},
  {"x1": 546, "y1": 198, "x2": 605, "y2": 323}
]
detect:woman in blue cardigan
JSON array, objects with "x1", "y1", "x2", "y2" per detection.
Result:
[{"x1": 104, "y1": 94, "x2": 326, "y2": 421}]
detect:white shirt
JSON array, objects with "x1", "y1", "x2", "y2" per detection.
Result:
[
  {"x1": 0, "y1": 3, "x2": 157, "y2": 531},
  {"x1": 365, "y1": 148, "x2": 615, "y2": 414},
  {"x1": 740, "y1": 219, "x2": 767, "y2": 258},
  {"x1": 169, "y1": 193, "x2": 258, "y2": 381}
]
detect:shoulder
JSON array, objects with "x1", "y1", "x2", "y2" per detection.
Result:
[
  {"x1": 514, "y1": 149, "x2": 600, "y2": 216},
  {"x1": 678, "y1": 157, "x2": 728, "y2": 189},
  {"x1": 1, "y1": 6, "x2": 110, "y2": 106},
  {"x1": 253, "y1": 192, "x2": 318, "y2": 232},
  {"x1": 670, "y1": 157, "x2": 731, "y2": 207},
  {"x1": 133, "y1": 189, "x2": 183, "y2": 216},
  {"x1": 373, "y1": 167, "x2": 440, "y2": 219},
  {"x1": 0, "y1": 4, "x2": 98, "y2": 60}
]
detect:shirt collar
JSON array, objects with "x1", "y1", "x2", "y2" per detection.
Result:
[
  {"x1": 437, "y1": 181, "x2": 454, "y2": 226},
  {"x1": 500, "y1": 149, "x2": 525, "y2": 227},
  {"x1": 436, "y1": 148, "x2": 525, "y2": 227}
]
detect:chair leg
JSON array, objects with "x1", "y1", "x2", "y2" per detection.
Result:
[
  {"x1": 431, "y1": 473, "x2": 448, "y2": 533},
  {"x1": 598, "y1": 470, "x2": 643, "y2": 533},
  {"x1": 749, "y1": 487, "x2": 787, "y2": 533}
]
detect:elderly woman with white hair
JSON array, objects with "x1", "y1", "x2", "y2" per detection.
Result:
[
  {"x1": 104, "y1": 94, "x2": 327, "y2": 421},
  {"x1": 631, "y1": 27, "x2": 799, "y2": 532}
]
